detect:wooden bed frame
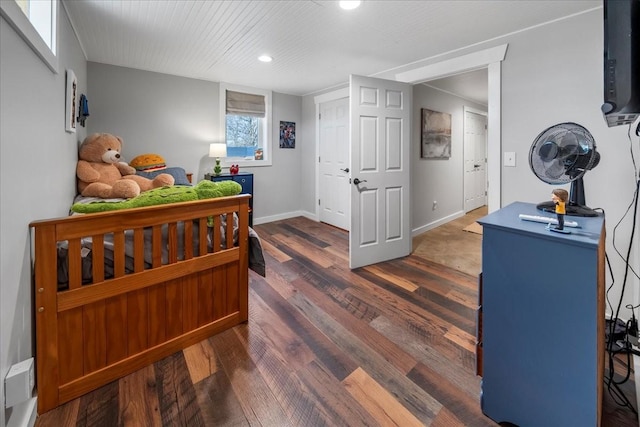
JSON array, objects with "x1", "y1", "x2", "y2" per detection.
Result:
[{"x1": 29, "y1": 195, "x2": 251, "y2": 414}]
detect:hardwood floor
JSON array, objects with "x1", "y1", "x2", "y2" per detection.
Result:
[{"x1": 35, "y1": 216, "x2": 637, "y2": 426}]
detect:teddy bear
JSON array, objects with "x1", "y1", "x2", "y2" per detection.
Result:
[{"x1": 76, "y1": 133, "x2": 175, "y2": 199}]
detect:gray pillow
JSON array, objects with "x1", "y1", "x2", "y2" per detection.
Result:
[{"x1": 136, "y1": 167, "x2": 191, "y2": 186}]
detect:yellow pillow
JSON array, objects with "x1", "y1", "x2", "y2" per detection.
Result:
[{"x1": 129, "y1": 153, "x2": 167, "y2": 172}]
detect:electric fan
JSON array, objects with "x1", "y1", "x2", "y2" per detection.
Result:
[{"x1": 528, "y1": 122, "x2": 601, "y2": 217}]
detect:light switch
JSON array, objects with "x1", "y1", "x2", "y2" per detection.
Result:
[{"x1": 504, "y1": 152, "x2": 516, "y2": 167}]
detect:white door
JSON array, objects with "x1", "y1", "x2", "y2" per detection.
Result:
[
  {"x1": 319, "y1": 97, "x2": 350, "y2": 230},
  {"x1": 463, "y1": 109, "x2": 487, "y2": 212},
  {"x1": 349, "y1": 75, "x2": 412, "y2": 269}
]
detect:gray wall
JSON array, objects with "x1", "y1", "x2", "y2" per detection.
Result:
[
  {"x1": 412, "y1": 84, "x2": 487, "y2": 232},
  {"x1": 87, "y1": 63, "x2": 303, "y2": 223},
  {"x1": 0, "y1": 6, "x2": 87, "y2": 426},
  {"x1": 499, "y1": 9, "x2": 638, "y2": 315}
]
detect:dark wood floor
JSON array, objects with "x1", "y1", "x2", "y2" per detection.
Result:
[{"x1": 35, "y1": 216, "x2": 638, "y2": 426}]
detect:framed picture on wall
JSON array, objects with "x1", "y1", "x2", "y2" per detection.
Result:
[
  {"x1": 279, "y1": 121, "x2": 295, "y2": 148},
  {"x1": 421, "y1": 108, "x2": 451, "y2": 158},
  {"x1": 65, "y1": 69, "x2": 77, "y2": 133}
]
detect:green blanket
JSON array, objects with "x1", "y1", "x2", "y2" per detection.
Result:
[{"x1": 71, "y1": 180, "x2": 242, "y2": 214}]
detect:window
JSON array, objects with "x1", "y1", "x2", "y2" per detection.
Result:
[
  {"x1": 220, "y1": 83, "x2": 272, "y2": 166},
  {"x1": 0, "y1": 0, "x2": 58, "y2": 72}
]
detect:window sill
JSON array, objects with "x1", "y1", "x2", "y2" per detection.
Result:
[
  {"x1": 0, "y1": 0, "x2": 58, "y2": 73},
  {"x1": 222, "y1": 159, "x2": 272, "y2": 168}
]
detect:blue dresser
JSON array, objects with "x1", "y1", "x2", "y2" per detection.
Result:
[
  {"x1": 207, "y1": 172, "x2": 253, "y2": 226},
  {"x1": 477, "y1": 201, "x2": 605, "y2": 426}
]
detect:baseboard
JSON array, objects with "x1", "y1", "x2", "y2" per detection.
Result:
[
  {"x1": 254, "y1": 210, "x2": 315, "y2": 225},
  {"x1": 6, "y1": 397, "x2": 37, "y2": 427},
  {"x1": 412, "y1": 210, "x2": 465, "y2": 237}
]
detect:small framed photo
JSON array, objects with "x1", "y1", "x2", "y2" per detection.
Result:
[
  {"x1": 279, "y1": 121, "x2": 295, "y2": 148},
  {"x1": 65, "y1": 69, "x2": 77, "y2": 133}
]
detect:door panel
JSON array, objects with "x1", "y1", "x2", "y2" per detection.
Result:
[{"x1": 349, "y1": 75, "x2": 412, "y2": 269}]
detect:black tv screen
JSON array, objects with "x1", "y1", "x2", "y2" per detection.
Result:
[{"x1": 601, "y1": 0, "x2": 640, "y2": 127}]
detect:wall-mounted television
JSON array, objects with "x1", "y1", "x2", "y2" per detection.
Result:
[{"x1": 601, "y1": 0, "x2": 640, "y2": 127}]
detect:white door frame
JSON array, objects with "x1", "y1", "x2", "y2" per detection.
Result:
[
  {"x1": 463, "y1": 106, "x2": 488, "y2": 212},
  {"x1": 396, "y1": 44, "x2": 508, "y2": 213}
]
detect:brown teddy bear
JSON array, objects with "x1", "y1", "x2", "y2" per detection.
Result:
[{"x1": 76, "y1": 133, "x2": 175, "y2": 199}]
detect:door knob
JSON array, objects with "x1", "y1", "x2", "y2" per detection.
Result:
[
  {"x1": 340, "y1": 168, "x2": 350, "y2": 173},
  {"x1": 353, "y1": 178, "x2": 367, "y2": 185},
  {"x1": 474, "y1": 164, "x2": 481, "y2": 168}
]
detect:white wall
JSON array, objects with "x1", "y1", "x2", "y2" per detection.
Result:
[
  {"x1": 0, "y1": 5, "x2": 87, "y2": 426},
  {"x1": 86, "y1": 63, "x2": 303, "y2": 223},
  {"x1": 412, "y1": 84, "x2": 486, "y2": 233}
]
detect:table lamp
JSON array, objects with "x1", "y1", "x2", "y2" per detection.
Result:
[{"x1": 209, "y1": 143, "x2": 227, "y2": 176}]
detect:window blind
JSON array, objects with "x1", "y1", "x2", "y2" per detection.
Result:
[{"x1": 226, "y1": 90, "x2": 265, "y2": 117}]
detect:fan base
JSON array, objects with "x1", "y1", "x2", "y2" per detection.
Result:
[{"x1": 536, "y1": 201, "x2": 600, "y2": 217}]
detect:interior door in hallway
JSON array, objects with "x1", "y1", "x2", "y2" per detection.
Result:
[
  {"x1": 319, "y1": 97, "x2": 350, "y2": 230},
  {"x1": 464, "y1": 109, "x2": 487, "y2": 212},
  {"x1": 349, "y1": 75, "x2": 412, "y2": 269}
]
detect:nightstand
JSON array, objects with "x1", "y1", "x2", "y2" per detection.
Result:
[{"x1": 206, "y1": 172, "x2": 253, "y2": 226}]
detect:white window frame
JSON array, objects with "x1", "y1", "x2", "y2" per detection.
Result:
[
  {"x1": 1, "y1": 0, "x2": 58, "y2": 73},
  {"x1": 219, "y1": 82, "x2": 272, "y2": 167}
]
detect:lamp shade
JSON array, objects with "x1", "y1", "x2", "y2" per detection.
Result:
[{"x1": 209, "y1": 143, "x2": 227, "y2": 158}]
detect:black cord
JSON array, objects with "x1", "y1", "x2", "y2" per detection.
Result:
[{"x1": 603, "y1": 122, "x2": 640, "y2": 415}]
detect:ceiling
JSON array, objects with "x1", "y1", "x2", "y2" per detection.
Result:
[{"x1": 62, "y1": 0, "x2": 601, "y2": 98}]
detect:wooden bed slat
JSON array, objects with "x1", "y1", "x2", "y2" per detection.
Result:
[
  {"x1": 184, "y1": 221, "x2": 194, "y2": 260},
  {"x1": 152, "y1": 226, "x2": 162, "y2": 269},
  {"x1": 113, "y1": 231, "x2": 126, "y2": 278},
  {"x1": 92, "y1": 234, "x2": 105, "y2": 283},
  {"x1": 133, "y1": 229, "x2": 145, "y2": 272},
  {"x1": 168, "y1": 222, "x2": 178, "y2": 264},
  {"x1": 30, "y1": 195, "x2": 251, "y2": 414},
  {"x1": 68, "y1": 239, "x2": 82, "y2": 290},
  {"x1": 199, "y1": 217, "x2": 208, "y2": 256}
]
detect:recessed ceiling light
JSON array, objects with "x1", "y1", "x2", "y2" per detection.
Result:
[
  {"x1": 258, "y1": 55, "x2": 273, "y2": 62},
  {"x1": 339, "y1": 1, "x2": 361, "y2": 10}
]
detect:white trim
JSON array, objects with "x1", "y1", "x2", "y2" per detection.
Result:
[
  {"x1": 253, "y1": 210, "x2": 316, "y2": 225},
  {"x1": 421, "y1": 82, "x2": 488, "y2": 107},
  {"x1": 313, "y1": 87, "x2": 349, "y2": 105},
  {"x1": 5, "y1": 397, "x2": 37, "y2": 427},
  {"x1": 313, "y1": 88, "x2": 350, "y2": 222},
  {"x1": 395, "y1": 44, "x2": 507, "y2": 214},
  {"x1": 412, "y1": 210, "x2": 465, "y2": 237},
  {"x1": 219, "y1": 82, "x2": 272, "y2": 167},
  {"x1": 60, "y1": 0, "x2": 87, "y2": 60},
  {"x1": 463, "y1": 106, "x2": 487, "y2": 117},
  {"x1": 395, "y1": 44, "x2": 508, "y2": 84},
  {"x1": 0, "y1": 0, "x2": 58, "y2": 73},
  {"x1": 486, "y1": 61, "x2": 502, "y2": 212}
]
